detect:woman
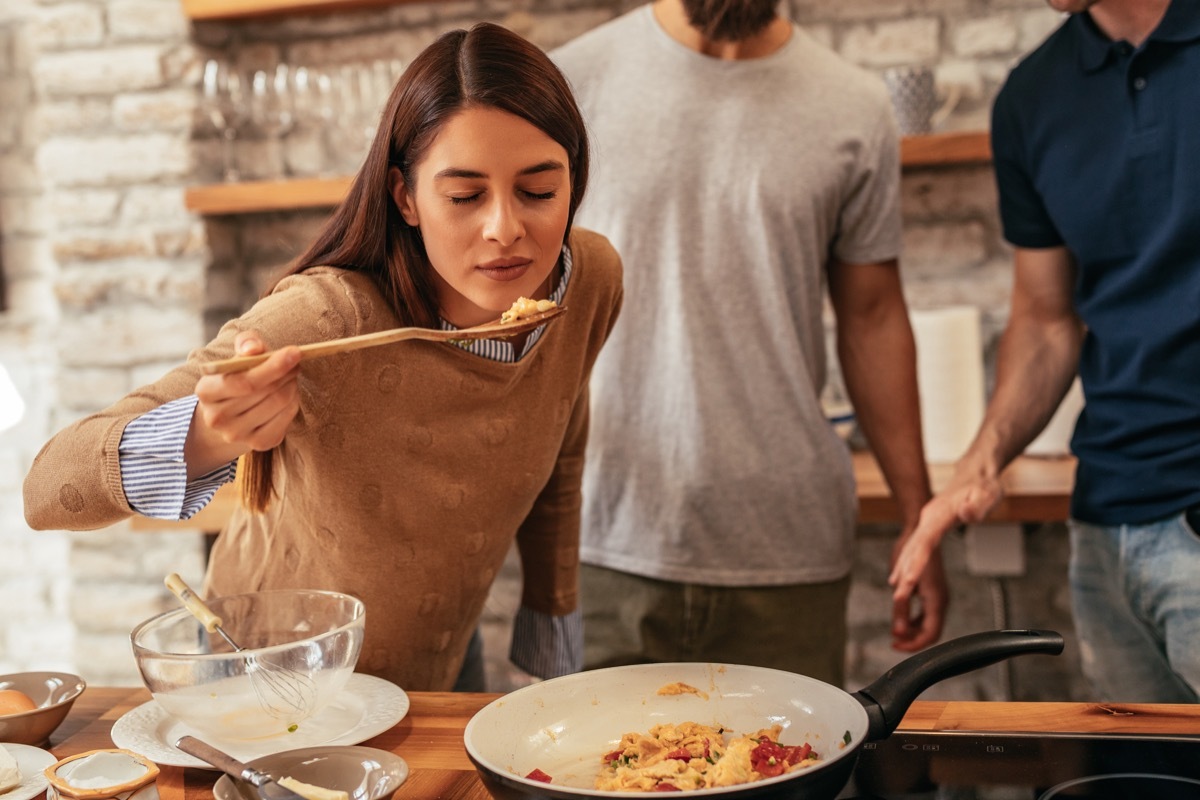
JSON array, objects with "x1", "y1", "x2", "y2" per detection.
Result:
[{"x1": 23, "y1": 23, "x2": 624, "y2": 692}]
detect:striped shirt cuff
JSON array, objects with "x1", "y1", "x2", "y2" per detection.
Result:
[
  {"x1": 118, "y1": 395, "x2": 237, "y2": 521},
  {"x1": 509, "y1": 605, "x2": 583, "y2": 679}
]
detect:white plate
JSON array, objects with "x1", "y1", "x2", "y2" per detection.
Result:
[
  {"x1": 111, "y1": 673, "x2": 409, "y2": 768},
  {"x1": 0, "y1": 743, "x2": 57, "y2": 800}
]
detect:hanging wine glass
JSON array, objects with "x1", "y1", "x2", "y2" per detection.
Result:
[
  {"x1": 291, "y1": 65, "x2": 338, "y2": 176},
  {"x1": 249, "y1": 63, "x2": 295, "y2": 179},
  {"x1": 201, "y1": 58, "x2": 246, "y2": 182}
]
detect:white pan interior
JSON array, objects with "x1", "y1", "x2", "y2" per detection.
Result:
[{"x1": 464, "y1": 662, "x2": 870, "y2": 796}]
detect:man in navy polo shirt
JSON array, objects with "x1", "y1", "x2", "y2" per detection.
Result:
[{"x1": 889, "y1": 0, "x2": 1200, "y2": 703}]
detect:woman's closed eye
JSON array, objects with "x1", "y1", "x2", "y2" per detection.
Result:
[{"x1": 447, "y1": 188, "x2": 559, "y2": 205}]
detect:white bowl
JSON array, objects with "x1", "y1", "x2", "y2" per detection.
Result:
[{"x1": 212, "y1": 746, "x2": 408, "y2": 800}]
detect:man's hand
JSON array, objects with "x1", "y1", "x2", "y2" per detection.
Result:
[
  {"x1": 889, "y1": 524, "x2": 948, "y2": 652},
  {"x1": 888, "y1": 474, "x2": 1005, "y2": 649}
]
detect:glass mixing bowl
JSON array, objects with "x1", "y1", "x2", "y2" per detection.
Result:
[{"x1": 130, "y1": 589, "x2": 365, "y2": 742}]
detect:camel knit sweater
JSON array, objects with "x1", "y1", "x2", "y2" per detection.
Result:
[{"x1": 24, "y1": 227, "x2": 623, "y2": 691}]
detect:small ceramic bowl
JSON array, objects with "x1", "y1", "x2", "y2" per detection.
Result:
[
  {"x1": 45, "y1": 749, "x2": 160, "y2": 800},
  {"x1": 0, "y1": 671, "x2": 87, "y2": 746},
  {"x1": 212, "y1": 747, "x2": 408, "y2": 800}
]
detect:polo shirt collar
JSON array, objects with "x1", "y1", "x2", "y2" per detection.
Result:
[
  {"x1": 1077, "y1": 0, "x2": 1200, "y2": 72},
  {"x1": 1152, "y1": 0, "x2": 1200, "y2": 43}
]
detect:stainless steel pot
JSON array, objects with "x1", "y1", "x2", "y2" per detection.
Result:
[{"x1": 464, "y1": 629, "x2": 1064, "y2": 799}]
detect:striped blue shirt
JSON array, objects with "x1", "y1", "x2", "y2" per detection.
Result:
[{"x1": 119, "y1": 246, "x2": 580, "y2": 679}]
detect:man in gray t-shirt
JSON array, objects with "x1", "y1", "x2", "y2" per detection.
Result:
[{"x1": 552, "y1": 0, "x2": 946, "y2": 684}]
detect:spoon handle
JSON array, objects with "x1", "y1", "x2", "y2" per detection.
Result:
[
  {"x1": 198, "y1": 305, "x2": 565, "y2": 376},
  {"x1": 199, "y1": 327, "x2": 431, "y2": 376}
]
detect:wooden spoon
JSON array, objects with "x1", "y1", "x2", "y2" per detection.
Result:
[{"x1": 199, "y1": 305, "x2": 566, "y2": 375}]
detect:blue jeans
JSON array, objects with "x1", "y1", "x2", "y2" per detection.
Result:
[{"x1": 1069, "y1": 509, "x2": 1200, "y2": 703}]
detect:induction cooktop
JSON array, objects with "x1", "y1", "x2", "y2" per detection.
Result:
[{"x1": 836, "y1": 729, "x2": 1200, "y2": 799}]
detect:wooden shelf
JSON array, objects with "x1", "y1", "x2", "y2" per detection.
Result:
[
  {"x1": 900, "y1": 130, "x2": 992, "y2": 167},
  {"x1": 182, "y1": 0, "x2": 412, "y2": 22},
  {"x1": 183, "y1": 132, "x2": 992, "y2": 216},
  {"x1": 184, "y1": 175, "x2": 351, "y2": 214}
]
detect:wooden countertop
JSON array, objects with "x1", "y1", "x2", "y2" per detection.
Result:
[
  {"x1": 853, "y1": 451, "x2": 1075, "y2": 524},
  {"x1": 46, "y1": 688, "x2": 1200, "y2": 800},
  {"x1": 131, "y1": 452, "x2": 1076, "y2": 533}
]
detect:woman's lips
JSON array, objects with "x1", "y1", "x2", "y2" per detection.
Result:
[{"x1": 477, "y1": 258, "x2": 532, "y2": 282}]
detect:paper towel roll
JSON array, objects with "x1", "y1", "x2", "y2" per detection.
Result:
[
  {"x1": 910, "y1": 306, "x2": 986, "y2": 463},
  {"x1": 1025, "y1": 377, "x2": 1083, "y2": 456}
]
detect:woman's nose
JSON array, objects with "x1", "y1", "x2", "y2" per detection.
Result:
[{"x1": 482, "y1": 197, "x2": 525, "y2": 245}]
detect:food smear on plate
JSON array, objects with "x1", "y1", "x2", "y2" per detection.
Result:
[
  {"x1": 500, "y1": 297, "x2": 557, "y2": 324},
  {"x1": 656, "y1": 682, "x2": 708, "y2": 700},
  {"x1": 0, "y1": 745, "x2": 22, "y2": 793},
  {"x1": 278, "y1": 776, "x2": 349, "y2": 800},
  {"x1": 596, "y1": 722, "x2": 818, "y2": 792}
]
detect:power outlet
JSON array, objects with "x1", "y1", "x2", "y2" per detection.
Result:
[{"x1": 964, "y1": 523, "x2": 1025, "y2": 577}]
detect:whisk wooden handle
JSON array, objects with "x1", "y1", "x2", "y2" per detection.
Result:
[{"x1": 165, "y1": 573, "x2": 223, "y2": 633}]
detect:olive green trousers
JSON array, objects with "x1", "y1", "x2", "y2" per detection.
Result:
[{"x1": 581, "y1": 564, "x2": 850, "y2": 687}]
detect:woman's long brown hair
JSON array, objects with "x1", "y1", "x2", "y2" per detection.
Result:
[{"x1": 239, "y1": 22, "x2": 591, "y2": 511}]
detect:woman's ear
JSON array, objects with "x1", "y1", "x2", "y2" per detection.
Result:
[{"x1": 387, "y1": 166, "x2": 420, "y2": 227}]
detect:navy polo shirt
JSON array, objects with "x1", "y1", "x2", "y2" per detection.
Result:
[{"x1": 991, "y1": 1, "x2": 1200, "y2": 525}]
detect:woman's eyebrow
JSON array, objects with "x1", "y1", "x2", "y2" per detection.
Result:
[{"x1": 433, "y1": 160, "x2": 566, "y2": 181}]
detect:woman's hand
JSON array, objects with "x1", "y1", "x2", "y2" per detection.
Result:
[{"x1": 185, "y1": 331, "x2": 302, "y2": 478}]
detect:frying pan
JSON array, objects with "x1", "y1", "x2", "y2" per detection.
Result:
[{"x1": 464, "y1": 629, "x2": 1064, "y2": 799}]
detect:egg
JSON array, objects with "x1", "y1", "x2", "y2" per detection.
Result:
[{"x1": 0, "y1": 688, "x2": 38, "y2": 716}]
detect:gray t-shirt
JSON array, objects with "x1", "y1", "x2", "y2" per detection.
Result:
[{"x1": 553, "y1": 6, "x2": 902, "y2": 585}]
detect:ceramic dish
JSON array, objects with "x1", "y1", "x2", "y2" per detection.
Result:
[
  {"x1": 0, "y1": 672, "x2": 87, "y2": 746},
  {"x1": 0, "y1": 743, "x2": 57, "y2": 800},
  {"x1": 212, "y1": 746, "x2": 408, "y2": 800},
  {"x1": 111, "y1": 674, "x2": 408, "y2": 768}
]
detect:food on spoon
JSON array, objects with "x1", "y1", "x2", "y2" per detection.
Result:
[
  {"x1": 0, "y1": 688, "x2": 37, "y2": 716},
  {"x1": 500, "y1": 297, "x2": 557, "y2": 324},
  {"x1": 277, "y1": 776, "x2": 350, "y2": 800},
  {"x1": 596, "y1": 722, "x2": 818, "y2": 792},
  {"x1": 0, "y1": 745, "x2": 21, "y2": 793}
]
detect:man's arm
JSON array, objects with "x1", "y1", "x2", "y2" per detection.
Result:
[
  {"x1": 889, "y1": 245, "x2": 1084, "y2": 602},
  {"x1": 829, "y1": 256, "x2": 946, "y2": 652}
]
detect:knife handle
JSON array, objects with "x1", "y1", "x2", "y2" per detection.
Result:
[{"x1": 175, "y1": 736, "x2": 260, "y2": 784}]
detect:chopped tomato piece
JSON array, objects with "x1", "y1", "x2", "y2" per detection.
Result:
[
  {"x1": 750, "y1": 739, "x2": 787, "y2": 777},
  {"x1": 786, "y1": 743, "x2": 813, "y2": 764},
  {"x1": 653, "y1": 784, "x2": 681, "y2": 792},
  {"x1": 603, "y1": 750, "x2": 623, "y2": 763},
  {"x1": 665, "y1": 748, "x2": 691, "y2": 761},
  {"x1": 525, "y1": 768, "x2": 553, "y2": 783}
]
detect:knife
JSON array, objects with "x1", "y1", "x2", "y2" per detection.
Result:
[{"x1": 175, "y1": 736, "x2": 308, "y2": 800}]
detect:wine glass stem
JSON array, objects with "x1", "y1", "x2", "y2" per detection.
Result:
[{"x1": 221, "y1": 128, "x2": 239, "y2": 182}]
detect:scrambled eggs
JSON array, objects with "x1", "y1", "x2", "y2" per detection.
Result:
[
  {"x1": 500, "y1": 297, "x2": 557, "y2": 324},
  {"x1": 595, "y1": 722, "x2": 819, "y2": 792}
]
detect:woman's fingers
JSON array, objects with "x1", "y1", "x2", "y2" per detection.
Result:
[{"x1": 195, "y1": 338, "x2": 302, "y2": 449}]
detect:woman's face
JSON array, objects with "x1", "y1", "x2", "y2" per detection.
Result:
[{"x1": 391, "y1": 106, "x2": 572, "y2": 328}]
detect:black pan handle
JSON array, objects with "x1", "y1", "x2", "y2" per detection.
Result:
[{"x1": 851, "y1": 629, "x2": 1064, "y2": 739}]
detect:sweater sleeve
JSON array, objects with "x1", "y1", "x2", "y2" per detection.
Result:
[
  {"x1": 514, "y1": 382, "x2": 590, "y2": 616},
  {"x1": 23, "y1": 269, "x2": 369, "y2": 531}
]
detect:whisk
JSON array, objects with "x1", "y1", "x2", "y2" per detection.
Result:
[{"x1": 165, "y1": 573, "x2": 319, "y2": 721}]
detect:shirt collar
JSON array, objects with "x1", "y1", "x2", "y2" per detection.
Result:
[
  {"x1": 1077, "y1": 0, "x2": 1200, "y2": 73},
  {"x1": 439, "y1": 242, "x2": 574, "y2": 362}
]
